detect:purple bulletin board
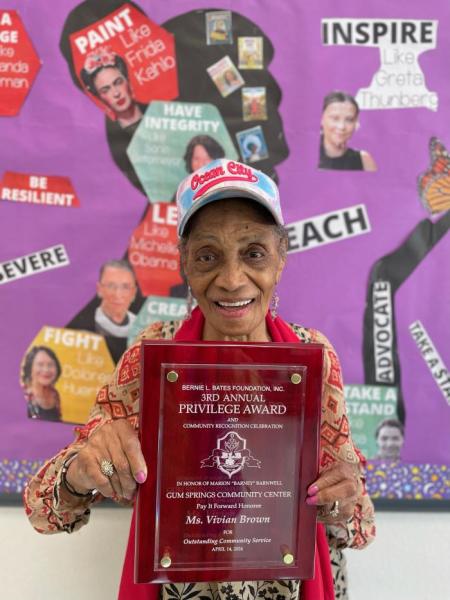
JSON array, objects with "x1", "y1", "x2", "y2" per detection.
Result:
[{"x1": 0, "y1": 0, "x2": 449, "y2": 506}]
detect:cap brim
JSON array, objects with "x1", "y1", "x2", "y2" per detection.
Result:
[{"x1": 178, "y1": 186, "x2": 282, "y2": 236}]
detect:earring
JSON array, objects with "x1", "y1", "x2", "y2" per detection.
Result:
[
  {"x1": 270, "y1": 290, "x2": 279, "y2": 320},
  {"x1": 185, "y1": 286, "x2": 194, "y2": 320}
]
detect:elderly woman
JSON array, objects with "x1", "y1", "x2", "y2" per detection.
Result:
[
  {"x1": 24, "y1": 160, "x2": 375, "y2": 600},
  {"x1": 21, "y1": 346, "x2": 62, "y2": 422},
  {"x1": 319, "y1": 91, "x2": 377, "y2": 172}
]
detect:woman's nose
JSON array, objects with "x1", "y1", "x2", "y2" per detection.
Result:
[{"x1": 215, "y1": 259, "x2": 246, "y2": 290}]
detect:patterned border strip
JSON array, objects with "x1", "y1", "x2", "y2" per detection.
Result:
[
  {"x1": 0, "y1": 458, "x2": 43, "y2": 495},
  {"x1": 1, "y1": 457, "x2": 449, "y2": 499},
  {"x1": 366, "y1": 461, "x2": 450, "y2": 500}
]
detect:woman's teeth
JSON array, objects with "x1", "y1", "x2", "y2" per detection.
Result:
[{"x1": 216, "y1": 299, "x2": 253, "y2": 308}]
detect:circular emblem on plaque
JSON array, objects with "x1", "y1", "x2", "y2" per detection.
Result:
[
  {"x1": 201, "y1": 431, "x2": 261, "y2": 478},
  {"x1": 166, "y1": 371, "x2": 178, "y2": 382},
  {"x1": 290, "y1": 373, "x2": 302, "y2": 384},
  {"x1": 283, "y1": 552, "x2": 294, "y2": 565}
]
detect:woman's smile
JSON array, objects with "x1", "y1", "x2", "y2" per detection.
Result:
[
  {"x1": 212, "y1": 297, "x2": 255, "y2": 318},
  {"x1": 182, "y1": 199, "x2": 285, "y2": 341}
]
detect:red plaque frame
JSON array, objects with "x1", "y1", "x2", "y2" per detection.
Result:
[{"x1": 136, "y1": 341, "x2": 323, "y2": 583}]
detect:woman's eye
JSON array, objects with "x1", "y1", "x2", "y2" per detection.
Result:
[
  {"x1": 197, "y1": 253, "x2": 216, "y2": 263},
  {"x1": 247, "y1": 249, "x2": 265, "y2": 259}
]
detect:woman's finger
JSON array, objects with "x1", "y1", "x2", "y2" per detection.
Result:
[
  {"x1": 306, "y1": 462, "x2": 358, "y2": 507},
  {"x1": 116, "y1": 421, "x2": 147, "y2": 485},
  {"x1": 67, "y1": 451, "x2": 115, "y2": 498},
  {"x1": 307, "y1": 478, "x2": 357, "y2": 507},
  {"x1": 107, "y1": 442, "x2": 136, "y2": 500},
  {"x1": 102, "y1": 420, "x2": 146, "y2": 497},
  {"x1": 308, "y1": 462, "x2": 358, "y2": 493},
  {"x1": 90, "y1": 424, "x2": 126, "y2": 497},
  {"x1": 100, "y1": 456, "x2": 125, "y2": 499}
]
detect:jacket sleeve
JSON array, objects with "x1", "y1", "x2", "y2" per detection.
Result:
[
  {"x1": 310, "y1": 328, "x2": 376, "y2": 550},
  {"x1": 23, "y1": 340, "x2": 143, "y2": 534},
  {"x1": 23, "y1": 321, "x2": 180, "y2": 535}
]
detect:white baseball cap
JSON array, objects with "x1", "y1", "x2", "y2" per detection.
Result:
[{"x1": 176, "y1": 158, "x2": 283, "y2": 237}]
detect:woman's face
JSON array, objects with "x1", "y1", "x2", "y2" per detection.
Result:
[
  {"x1": 93, "y1": 67, "x2": 133, "y2": 115},
  {"x1": 376, "y1": 425, "x2": 404, "y2": 459},
  {"x1": 321, "y1": 101, "x2": 358, "y2": 150},
  {"x1": 224, "y1": 70, "x2": 237, "y2": 86},
  {"x1": 182, "y1": 199, "x2": 285, "y2": 341},
  {"x1": 31, "y1": 350, "x2": 58, "y2": 387},
  {"x1": 96, "y1": 266, "x2": 136, "y2": 322},
  {"x1": 191, "y1": 144, "x2": 213, "y2": 172}
]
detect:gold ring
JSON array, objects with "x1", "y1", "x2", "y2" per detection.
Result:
[{"x1": 100, "y1": 459, "x2": 115, "y2": 478}]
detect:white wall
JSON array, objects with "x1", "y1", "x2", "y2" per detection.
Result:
[
  {"x1": 346, "y1": 511, "x2": 450, "y2": 600},
  {"x1": 0, "y1": 505, "x2": 130, "y2": 600},
  {"x1": 1, "y1": 506, "x2": 449, "y2": 600}
]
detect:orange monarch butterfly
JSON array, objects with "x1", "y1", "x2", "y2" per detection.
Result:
[{"x1": 417, "y1": 137, "x2": 450, "y2": 214}]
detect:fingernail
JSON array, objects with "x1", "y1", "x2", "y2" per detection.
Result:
[
  {"x1": 306, "y1": 495, "x2": 318, "y2": 506},
  {"x1": 307, "y1": 485, "x2": 319, "y2": 496},
  {"x1": 135, "y1": 471, "x2": 147, "y2": 484}
]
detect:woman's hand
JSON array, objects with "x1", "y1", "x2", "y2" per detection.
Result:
[
  {"x1": 306, "y1": 462, "x2": 359, "y2": 523},
  {"x1": 64, "y1": 419, "x2": 147, "y2": 501}
]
